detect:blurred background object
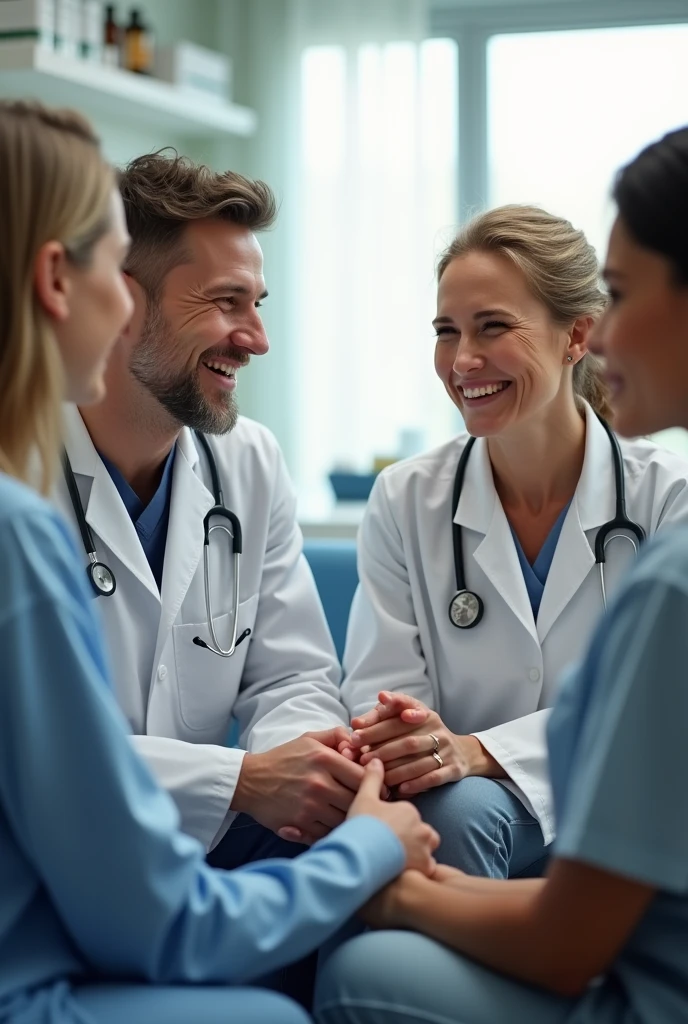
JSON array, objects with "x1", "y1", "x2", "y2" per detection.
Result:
[{"x1": 1, "y1": 0, "x2": 687, "y2": 538}]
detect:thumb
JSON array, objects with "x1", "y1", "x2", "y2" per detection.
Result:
[
  {"x1": 356, "y1": 757, "x2": 384, "y2": 800},
  {"x1": 277, "y1": 826, "x2": 312, "y2": 845}
]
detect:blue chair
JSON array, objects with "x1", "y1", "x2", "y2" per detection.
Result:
[
  {"x1": 303, "y1": 538, "x2": 358, "y2": 663},
  {"x1": 227, "y1": 537, "x2": 358, "y2": 745}
]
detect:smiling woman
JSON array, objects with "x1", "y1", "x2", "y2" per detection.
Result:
[
  {"x1": 340, "y1": 202, "x2": 688, "y2": 888},
  {"x1": 317, "y1": 124, "x2": 688, "y2": 1024},
  {"x1": 434, "y1": 205, "x2": 611, "y2": 430}
]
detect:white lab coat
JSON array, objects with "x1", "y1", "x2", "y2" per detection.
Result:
[
  {"x1": 55, "y1": 405, "x2": 347, "y2": 850},
  {"x1": 342, "y1": 403, "x2": 688, "y2": 844}
]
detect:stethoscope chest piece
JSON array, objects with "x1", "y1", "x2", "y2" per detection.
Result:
[
  {"x1": 448, "y1": 589, "x2": 484, "y2": 629},
  {"x1": 88, "y1": 561, "x2": 116, "y2": 596},
  {"x1": 446, "y1": 416, "x2": 644, "y2": 629}
]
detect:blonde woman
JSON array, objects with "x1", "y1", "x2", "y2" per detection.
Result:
[
  {"x1": 0, "y1": 100, "x2": 438, "y2": 1024},
  {"x1": 340, "y1": 205, "x2": 688, "y2": 879}
]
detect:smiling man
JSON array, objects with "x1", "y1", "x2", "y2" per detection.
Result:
[{"x1": 54, "y1": 152, "x2": 360, "y2": 877}]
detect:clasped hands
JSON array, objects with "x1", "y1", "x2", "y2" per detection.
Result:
[
  {"x1": 233, "y1": 691, "x2": 496, "y2": 864},
  {"x1": 338, "y1": 690, "x2": 494, "y2": 796},
  {"x1": 232, "y1": 726, "x2": 437, "y2": 872}
]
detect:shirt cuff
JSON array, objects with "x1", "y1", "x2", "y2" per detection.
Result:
[
  {"x1": 315, "y1": 815, "x2": 406, "y2": 894},
  {"x1": 208, "y1": 746, "x2": 247, "y2": 851},
  {"x1": 472, "y1": 729, "x2": 554, "y2": 844}
]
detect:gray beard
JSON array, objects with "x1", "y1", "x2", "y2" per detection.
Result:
[{"x1": 129, "y1": 302, "x2": 239, "y2": 436}]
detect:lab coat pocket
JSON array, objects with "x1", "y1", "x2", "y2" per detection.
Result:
[{"x1": 173, "y1": 593, "x2": 259, "y2": 733}]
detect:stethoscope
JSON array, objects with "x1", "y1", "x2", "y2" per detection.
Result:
[
  {"x1": 62, "y1": 431, "x2": 250, "y2": 658},
  {"x1": 447, "y1": 415, "x2": 646, "y2": 629}
]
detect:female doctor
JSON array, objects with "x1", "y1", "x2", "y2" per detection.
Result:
[{"x1": 341, "y1": 204, "x2": 688, "y2": 878}]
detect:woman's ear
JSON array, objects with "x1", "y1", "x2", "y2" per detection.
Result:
[
  {"x1": 34, "y1": 240, "x2": 71, "y2": 322},
  {"x1": 566, "y1": 315, "x2": 595, "y2": 365}
]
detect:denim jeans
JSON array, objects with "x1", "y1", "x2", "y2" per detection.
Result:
[
  {"x1": 413, "y1": 776, "x2": 548, "y2": 878},
  {"x1": 314, "y1": 930, "x2": 578, "y2": 1024},
  {"x1": 10, "y1": 979, "x2": 310, "y2": 1024}
]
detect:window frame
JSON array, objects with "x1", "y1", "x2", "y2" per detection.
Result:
[{"x1": 429, "y1": 0, "x2": 688, "y2": 219}]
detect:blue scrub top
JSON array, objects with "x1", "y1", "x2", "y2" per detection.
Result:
[
  {"x1": 509, "y1": 501, "x2": 571, "y2": 619},
  {"x1": 547, "y1": 522, "x2": 688, "y2": 1023},
  {"x1": 98, "y1": 446, "x2": 176, "y2": 591},
  {"x1": 0, "y1": 471, "x2": 404, "y2": 1020}
]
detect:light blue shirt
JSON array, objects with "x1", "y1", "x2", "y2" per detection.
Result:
[
  {"x1": 0, "y1": 472, "x2": 404, "y2": 1019},
  {"x1": 509, "y1": 501, "x2": 571, "y2": 618},
  {"x1": 547, "y1": 521, "x2": 688, "y2": 1023}
]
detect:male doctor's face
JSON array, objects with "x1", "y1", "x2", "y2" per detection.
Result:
[
  {"x1": 433, "y1": 251, "x2": 575, "y2": 438},
  {"x1": 129, "y1": 219, "x2": 269, "y2": 434}
]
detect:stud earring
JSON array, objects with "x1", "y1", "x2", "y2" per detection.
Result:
[{"x1": 567, "y1": 355, "x2": 573, "y2": 362}]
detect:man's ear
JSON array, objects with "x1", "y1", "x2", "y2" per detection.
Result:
[
  {"x1": 34, "y1": 241, "x2": 71, "y2": 322},
  {"x1": 118, "y1": 271, "x2": 146, "y2": 341}
]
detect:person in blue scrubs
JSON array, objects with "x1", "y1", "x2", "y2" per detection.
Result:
[
  {"x1": 314, "y1": 125, "x2": 688, "y2": 1023},
  {"x1": 0, "y1": 101, "x2": 440, "y2": 1024}
]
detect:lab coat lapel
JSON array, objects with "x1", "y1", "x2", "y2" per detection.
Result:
[
  {"x1": 63, "y1": 405, "x2": 159, "y2": 600},
  {"x1": 157, "y1": 428, "x2": 215, "y2": 644},
  {"x1": 454, "y1": 437, "x2": 539, "y2": 645},
  {"x1": 536, "y1": 405, "x2": 615, "y2": 644}
]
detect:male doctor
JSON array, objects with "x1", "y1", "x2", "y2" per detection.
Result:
[{"x1": 55, "y1": 151, "x2": 360, "y2": 866}]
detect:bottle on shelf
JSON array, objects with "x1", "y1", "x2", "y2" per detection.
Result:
[
  {"x1": 102, "y1": 3, "x2": 120, "y2": 66},
  {"x1": 55, "y1": 0, "x2": 80, "y2": 57},
  {"x1": 123, "y1": 8, "x2": 152, "y2": 74},
  {"x1": 81, "y1": 0, "x2": 103, "y2": 62}
]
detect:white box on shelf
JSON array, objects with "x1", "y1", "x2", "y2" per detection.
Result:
[
  {"x1": 0, "y1": 0, "x2": 55, "y2": 49},
  {"x1": 54, "y1": 0, "x2": 79, "y2": 56},
  {"x1": 154, "y1": 41, "x2": 231, "y2": 103}
]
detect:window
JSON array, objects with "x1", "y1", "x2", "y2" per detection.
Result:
[
  {"x1": 296, "y1": 38, "x2": 459, "y2": 495},
  {"x1": 488, "y1": 24, "x2": 688, "y2": 256}
]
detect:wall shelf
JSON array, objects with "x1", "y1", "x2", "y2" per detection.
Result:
[{"x1": 0, "y1": 41, "x2": 257, "y2": 137}]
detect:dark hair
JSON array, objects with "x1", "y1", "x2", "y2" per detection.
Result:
[
  {"x1": 613, "y1": 126, "x2": 688, "y2": 285},
  {"x1": 119, "y1": 149, "x2": 277, "y2": 297}
]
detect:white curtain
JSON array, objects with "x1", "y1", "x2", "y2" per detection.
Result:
[
  {"x1": 228, "y1": 1, "x2": 458, "y2": 492},
  {"x1": 290, "y1": 0, "x2": 459, "y2": 493}
]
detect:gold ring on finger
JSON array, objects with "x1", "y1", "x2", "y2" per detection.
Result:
[
  {"x1": 432, "y1": 751, "x2": 443, "y2": 769},
  {"x1": 429, "y1": 733, "x2": 440, "y2": 754}
]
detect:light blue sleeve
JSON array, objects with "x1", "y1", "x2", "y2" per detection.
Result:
[
  {"x1": 554, "y1": 562, "x2": 688, "y2": 892},
  {"x1": 0, "y1": 506, "x2": 405, "y2": 984}
]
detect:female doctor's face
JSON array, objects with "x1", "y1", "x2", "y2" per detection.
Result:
[
  {"x1": 434, "y1": 251, "x2": 578, "y2": 437},
  {"x1": 590, "y1": 216, "x2": 688, "y2": 437}
]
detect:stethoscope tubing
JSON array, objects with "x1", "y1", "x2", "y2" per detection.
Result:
[
  {"x1": 449, "y1": 415, "x2": 646, "y2": 628},
  {"x1": 64, "y1": 433, "x2": 248, "y2": 656}
]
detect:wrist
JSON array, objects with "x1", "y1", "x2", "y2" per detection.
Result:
[
  {"x1": 450, "y1": 734, "x2": 496, "y2": 778},
  {"x1": 466, "y1": 735, "x2": 504, "y2": 778},
  {"x1": 230, "y1": 751, "x2": 263, "y2": 814},
  {"x1": 394, "y1": 871, "x2": 435, "y2": 928}
]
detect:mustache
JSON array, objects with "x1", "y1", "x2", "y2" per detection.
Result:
[{"x1": 200, "y1": 347, "x2": 251, "y2": 367}]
